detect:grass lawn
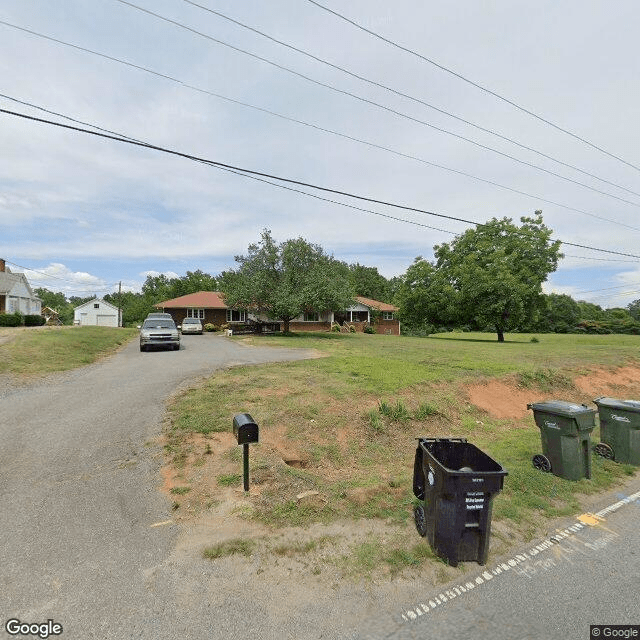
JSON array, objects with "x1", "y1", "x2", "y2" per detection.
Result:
[
  {"x1": 166, "y1": 331, "x2": 640, "y2": 577},
  {"x1": 0, "y1": 326, "x2": 138, "y2": 375}
]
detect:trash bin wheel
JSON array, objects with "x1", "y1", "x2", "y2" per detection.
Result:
[
  {"x1": 532, "y1": 454, "x2": 551, "y2": 472},
  {"x1": 594, "y1": 442, "x2": 614, "y2": 460},
  {"x1": 414, "y1": 504, "x2": 427, "y2": 537}
]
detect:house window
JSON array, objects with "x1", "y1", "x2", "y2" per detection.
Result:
[
  {"x1": 383, "y1": 312, "x2": 394, "y2": 320},
  {"x1": 226, "y1": 309, "x2": 246, "y2": 322},
  {"x1": 94, "y1": 303, "x2": 100, "y2": 309},
  {"x1": 187, "y1": 308, "x2": 205, "y2": 319},
  {"x1": 304, "y1": 312, "x2": 319, "y2": 322}
]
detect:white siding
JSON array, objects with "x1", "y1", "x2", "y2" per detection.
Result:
[{"x1": 73, "y1": 299, "x2": 119, "y2": 327}]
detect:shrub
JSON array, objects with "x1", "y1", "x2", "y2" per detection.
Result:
[
  {"x1": 348, "y1": 324, "x2": 356, "y2": 333},
  {"x1": 0, "y1": 312, "x2": 23, "y2": 327},
  {"x1": 24, "y1": 314, "x2": 45, "y2": 326},
  {"x1": 204, "y1": 323, "x2": 217, "y2": 332},
  {"x1": 530, "y1": 336, "x2": 540, "y2": 343},
  {"x1": 331, "y1": 323, "x2": 341, "y2": 332},
  {"x1": 363, "y1": 325, "x2": 375, "y2": 334}
]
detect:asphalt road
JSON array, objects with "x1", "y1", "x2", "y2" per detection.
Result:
[
  {"x1": 1, "y1": 333, "x2": 639, "y2": 640},
  {"x1": 356, "y1": 483, "x2": 640, "y2": 640}
]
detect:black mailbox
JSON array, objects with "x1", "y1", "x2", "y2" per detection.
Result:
[{"x1": 233, "y1": 413, "x2": 259, "y2": 445}]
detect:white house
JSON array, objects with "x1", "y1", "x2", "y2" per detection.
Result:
[
  {"x1": 0, "y1": 258, "x2": 42, "y2": 315},
  {"x1": 73, "y1": 298, "x2": 120, "y2": 327}
]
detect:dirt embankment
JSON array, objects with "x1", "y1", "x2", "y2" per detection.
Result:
[{"x1": 466, "y1": 365, "x2": 640, "y2": 419}]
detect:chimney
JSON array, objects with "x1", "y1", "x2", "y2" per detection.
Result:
[{"x1": 0, "y1": 258, "x2": 5, "y2": 272}]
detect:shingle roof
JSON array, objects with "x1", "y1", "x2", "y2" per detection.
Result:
[
  {"x1": 355, "y1": 296, "x2": 398, "y2": 312},
  {"x1": 155, "y1": 291, "x2": 228, "y2": 309}
]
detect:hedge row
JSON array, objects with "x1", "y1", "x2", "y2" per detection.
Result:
[{"x1": 0, "y1": 313, "x2": 46, "y2": 327}]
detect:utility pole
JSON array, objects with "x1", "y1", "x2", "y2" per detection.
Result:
[{"x1": 118, "y1": 281, "x2": 122, "y2": 327}]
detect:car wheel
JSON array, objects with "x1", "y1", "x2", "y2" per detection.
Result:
[{"x1": 140, "y1": 344, "x2": 146, "y2": 352}]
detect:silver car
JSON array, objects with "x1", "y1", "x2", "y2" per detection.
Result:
[
  {"x1": 180, "y1": 317, "x2": 203, "y2": 335},
  {"x1": 139, "y1": 318, "x2": 180, "y2": 352}
]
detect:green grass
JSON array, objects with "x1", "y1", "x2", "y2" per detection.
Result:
[
  {"x1": 217, "y1": 473, "x2": 242, "y2": 487},
  {"x1": 165, "y1": 331, "x2": 640, "y2": 554},
  {"x1": 202, "y1": 538, "x2": 256, "y2": 559},
  {"x1": 0, "y1": 326, "x2": 137, "y2": 375}
]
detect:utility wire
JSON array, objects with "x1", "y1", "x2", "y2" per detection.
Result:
[
  {"x1": 3, "y1": 106, "x2": 640, "y2": 261},
  {"x1": 306, "y1": 0, "x2": 640, "y2": 174},
  {"x1": 1, "y1": 90, "x2": 631, "y2": 232},
  {"x1": 574, "y1": 281, "x2": 640, "y2": 295},
  {"x1": 183, "y1": 0, "x2": 640, "y2": 201},
  {"x1": 108, "y1": 3, "x2": 640, "y2": 210},
  {"x1": 5, "y1": 260, "x2": 116, "y2": 287},
  {"x1": 1, "y1": 25, "x2": 637, "y2": 234},
  {"x1": 562, "y1": 254, "x2": 640, "y2": 263}
]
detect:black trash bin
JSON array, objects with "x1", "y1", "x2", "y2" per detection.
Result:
[{"x1": 412, "y1": 438, "x2": 507, "y2": 567}]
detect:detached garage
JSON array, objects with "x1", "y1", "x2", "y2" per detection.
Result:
[{"x1": 73, "y1": 298, "x2": 120, "y2": 327}]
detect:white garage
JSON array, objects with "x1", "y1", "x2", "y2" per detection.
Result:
[{"x1": 73, "y1": 298, "x2": 120, "y2": 327}]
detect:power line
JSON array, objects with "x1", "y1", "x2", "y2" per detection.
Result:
[
  {"x1": 109, "y1": 2, "x2": 640, "y2": 211},
  {"x1": 183, "y1": 0, "x2": 640, "y2": 201},
  {"x1": 562, "y1": 254, "x2": 640, "y2": 263},
  {"x1": 2, "y1": 24, "x2": 638, "y2": 234},
  {"x1": 5, "y1": 260, "x2": 117, "y2": 289},
  {"x1": 306, "y1": 0, "x2": 640, "y2": 174},
  {"x1": 574, "y1": 282, "x2": 640, "y2": 295},
  {"x1": 3, "y1": 106, "x2": 640, "y2": 261},
  {"x1": 1, "y1": 91, "x2": 631, "y2": 231}
]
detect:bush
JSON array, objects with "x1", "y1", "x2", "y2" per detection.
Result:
[
  {"x1": 0, "y1": 312, "x2": 23, "y2": 327},
  {"x1": 348, "y1": 324, "x2": 356, "y2": 333},
  {"x1": 24, "y1": 314, "x2": 45, "y2": 326},
  {"x1": 204, "y1": 323, "x2": 218, "y2": 332},
  {"x1": 331, "y1": 323, "x2": 341, "y2": 332},
  {"x1": 363, "y1": 325, "x2": 376, "y2": 334}
]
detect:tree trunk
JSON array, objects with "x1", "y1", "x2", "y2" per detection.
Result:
[
  {"x1": 283, "y1": 318, "x2": 291, "y2": 334},
  {"x1": 496, "y1": 325, "x2": 505, "y2": 342}
]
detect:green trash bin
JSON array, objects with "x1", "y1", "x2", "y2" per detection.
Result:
[
  {"x1": 527, "y1": 400, "x2": 596, "y2": 480},
  {"x1": 593, "y1": 397, "x2": 640, "y2": 465}
]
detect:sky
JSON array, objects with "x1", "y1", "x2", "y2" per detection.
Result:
[{"x1": 1, "y1": 0, "x2": 639, "y2": 308}]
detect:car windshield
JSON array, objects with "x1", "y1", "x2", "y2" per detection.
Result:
[
  {"x1": 143, "y1": 320, "x2": 175, "y2": 329},
  {"x1": 183, "y1": 318, "x2": 200, "y2": 323}
]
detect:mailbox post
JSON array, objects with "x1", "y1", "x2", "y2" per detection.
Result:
[{"x1": 232, "y1": 413, "x2": 259, "y2": 491}]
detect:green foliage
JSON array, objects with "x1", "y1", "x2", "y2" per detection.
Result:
[
  {"x1": 204, "y1": 323, "x2": 217, "y2": 332},
  {"x1": 433, "y1": 212, "x2": 562, "y2": 342},
  {"x1": 628, "y1": 299, "x2": 640, "y2": 321},
  {"x1": 363, "y1": 325, "x2": 376, "y2": 334},
  {"x1": 534, "y1": 293, "x2": 581, "y2": 333},
  {"x1": 345, "y1": 263, "x2": 391, "y2": 300},
  {"x1": 24, "y1": 314, "x2": 45, "y2": 326},
  {"x1": 0, "y1": 312, "x2": 23, "y2": 327},
  {"x1": 219, "y1": 229, "x2": 355, "y2": 333}
]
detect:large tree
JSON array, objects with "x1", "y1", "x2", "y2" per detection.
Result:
[
  {"x1": 433, "y1": 212, "x2": 562, "y2": 341},
  {"x1": 219, "y1": 229, "x2": 355, "y2": 333}
]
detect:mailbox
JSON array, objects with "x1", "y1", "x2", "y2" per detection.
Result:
[{"x1": 233, "y1": 413, "x2": 259, "y2": 445}]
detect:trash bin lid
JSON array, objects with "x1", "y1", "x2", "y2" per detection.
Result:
[
  {"x1": 594, "y1": 397, "x2": 640, "y2": 412},
  {"x1": 527, "y1": 400, "x2": 592, "y2": 416}
]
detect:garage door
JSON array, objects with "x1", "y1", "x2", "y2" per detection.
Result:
[{"x1": 96, "y1": 315, "x2": 115, "y2": 326}]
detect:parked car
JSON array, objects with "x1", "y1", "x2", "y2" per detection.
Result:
[
  {"x1": 139, "y1": 318, "x2": 180, "y2": 352},
  {"x1": 146, "y1": 312, "x2": 173, "y2": 320},
  {"x1": 180, "y1": 317, "x2": 203, "y2": 335}
]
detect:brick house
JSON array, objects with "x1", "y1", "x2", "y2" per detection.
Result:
[
  {"x1": 287, "y1": 296, "x2": 400, "y2": 335},
  {"x1": 154, "y1": 291, "x2": 243, "y2": 327}
]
